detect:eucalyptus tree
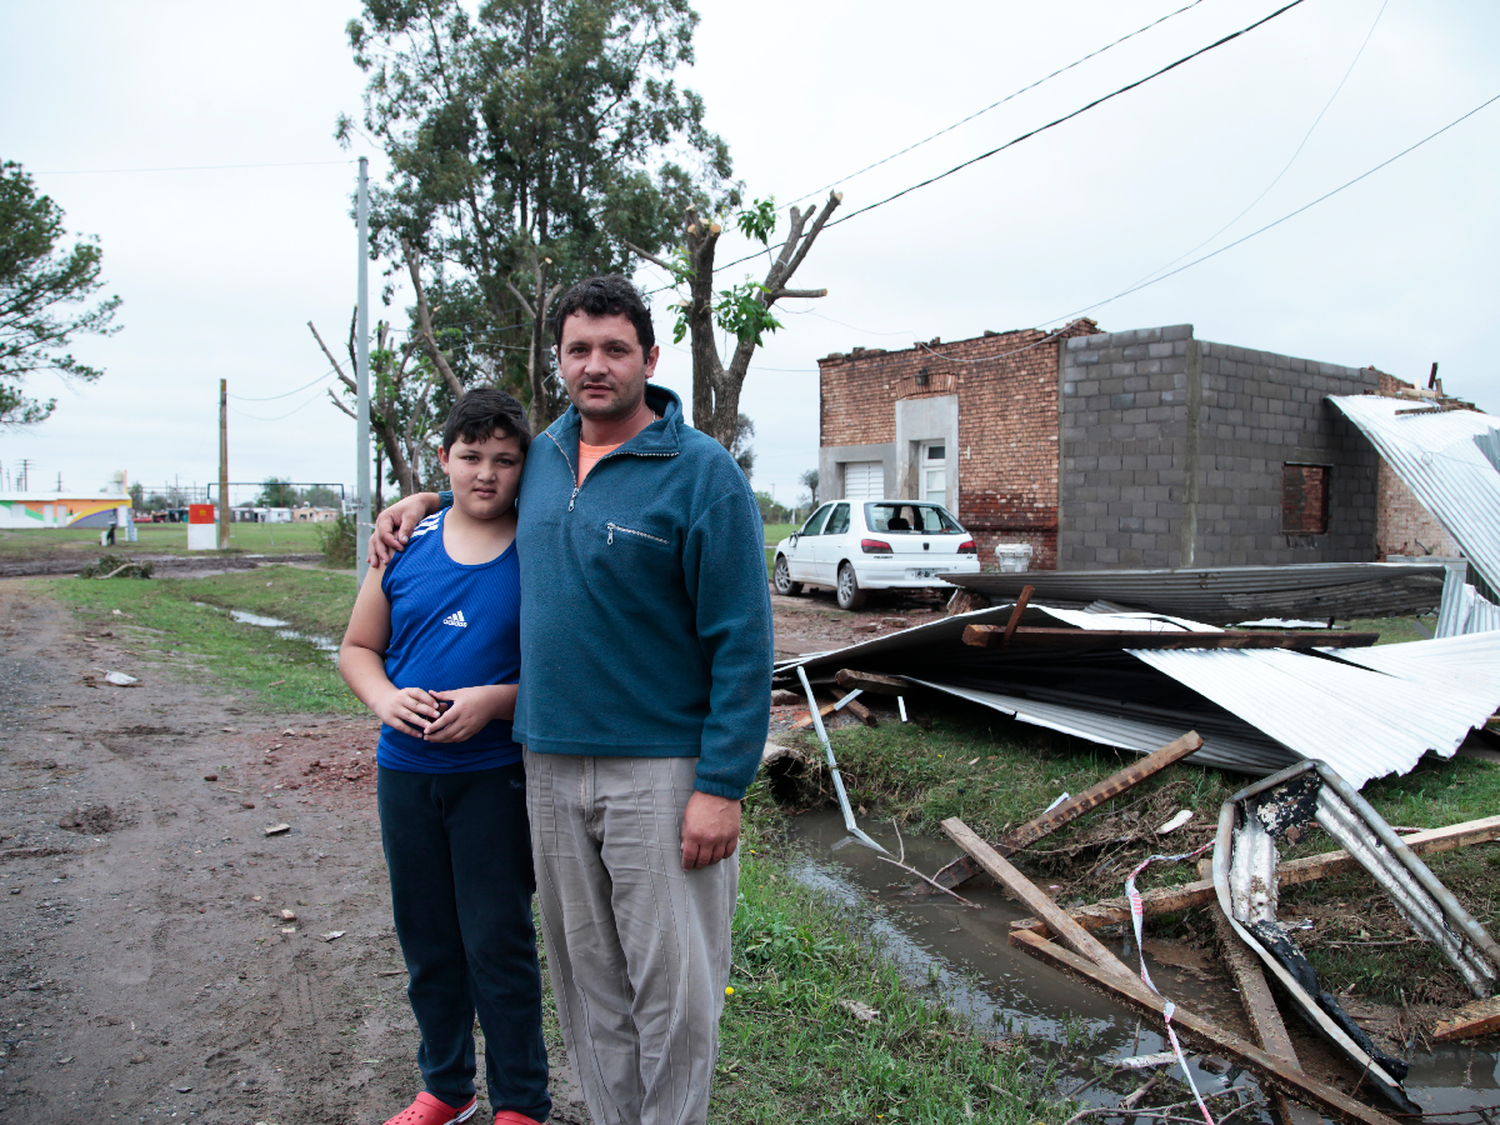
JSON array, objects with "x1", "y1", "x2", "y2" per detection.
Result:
[
  {"x1": 0, "y1": 161, "x2": 120, "y2": 426},
  {"x1": 339, "y1": 0, "x2": 734, "y2": 433}
]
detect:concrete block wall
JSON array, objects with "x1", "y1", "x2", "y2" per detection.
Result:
[
  {"x1": 1060, "y1": 327, "x2": 1381, "y2": 569},
  {"x1": 818, "y1": 321, "x2": 1097, "y2": 568}
]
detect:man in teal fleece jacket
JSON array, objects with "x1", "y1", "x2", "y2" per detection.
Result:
[{"x1": 373, "y1": 274, "x2": 773, "y2": 1125}]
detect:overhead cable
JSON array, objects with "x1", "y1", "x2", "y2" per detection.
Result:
[
  {"x1": 227, "y1": 367, "x2": 340, "y2": 402},
  {"x1": 1125, "y1": 0, "x2": 1389, "y2": 292},
  {"x1": 783, "y1": 0, "x2": 1211, "y2": 209},
  {"x1": 703, "y1": 0, "x2": 1308, "y2": 284},
  {"x1": 36, "y1": 159, "x2": 356, "y2": 175},
  {"x1": 1044, "y1": 89, "x2": 1500, "y2": 324},
  {"x1": 822, "y1": 0, "x2": 1308, "y2": 233}
]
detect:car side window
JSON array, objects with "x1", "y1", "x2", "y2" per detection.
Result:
[
  {"x1": 825, "y1": 503, "x2": 850, "y2": 536},
  {"x1": 801, "y1": 504, "x2": 832, "y2": 536}
]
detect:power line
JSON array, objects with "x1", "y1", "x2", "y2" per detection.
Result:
[
  {"x1": 823, "y1": 0, "x2": 1309, "y2": 233},
  {"x1": 783, "y1": 0, "x2": 1211, "y2": 209},
  {"x1": 700, "y1": 0, "x2": 1308, "y2": 285},
  {"x1": 35, "y1": 159, "x2": 356, "y2": 175},
  {"x1": 227, "y1": 367, "x2": 340, "y2": 402},
  {"x1": 228, "y1": 383, "x2": 335, "y2": 423},
  {"x1": 1043, "y1": 89, "x2": 1500, "y2": 324},
  {"x1": 1125, "y1": 0, "x2": 1389, "y2": 292}
]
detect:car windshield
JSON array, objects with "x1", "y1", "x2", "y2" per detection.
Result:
[{"x1": 865, "y1": 502, "x2": 963, "y2": 534}]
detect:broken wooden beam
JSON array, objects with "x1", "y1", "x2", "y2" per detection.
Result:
[
  {"x1": 1431, "y1": 996, "x2": 1500, "y2": 1041},
  {"x1": 921, "y1": 731, "x2": 1203, "y2": 893},
  {"x1": 959, "y1": 625, "x2": 1378, "y2": 651},
  {"x1": 833, "y1": 669, "x2": 915, "y2": 695},
  {"x1": 1010, "y1": 927, "x2": 1401, "y2": 1125},
  {"x1": 999, "y1": 584, "x2": 1035, "y2": 647},
  {"x1": 790, "y1": 694, "x2": 840, "y2": 732},
  {"x1": 840, "y1": 694, "x2": 877, "y2": 727},
  {"x1": 940, "y1": 817, "x2": 1136, "y2": 986},
  {"x1": 1011, "y1": 813, "x2": 1500, "y2": 935}
]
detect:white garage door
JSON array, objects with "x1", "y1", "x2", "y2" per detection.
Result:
[{"x1": 843, "y1": 461, "x2": 884, "y2": 499}]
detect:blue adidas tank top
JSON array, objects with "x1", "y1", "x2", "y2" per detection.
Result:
[{"x1": 377, "y1": 509, "x2": 522, "y2": 772}]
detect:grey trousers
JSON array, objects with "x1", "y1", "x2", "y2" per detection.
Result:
[{"x1": 524, "y1": 751, "x2": 737, "y2": 1125}]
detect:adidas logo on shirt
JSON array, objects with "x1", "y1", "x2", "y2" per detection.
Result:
[{"x1": 442, "y1": 610, "x2": 468, "y2": 628}]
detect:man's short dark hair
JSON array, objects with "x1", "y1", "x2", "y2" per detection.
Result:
[
  {"x1": 441, "y1": 387, "x2": 532, "y2": 455},
  {"x1": 550, "y1": 274, "x2": 655, "y2": 354}
]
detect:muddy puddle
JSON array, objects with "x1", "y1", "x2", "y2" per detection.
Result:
[
  {"x1": 223, "y1": 607, "x2": 339, "y2": 656},
  {"x1": 786, "y1": 808, "x2": 1500, "y2": 1118}
]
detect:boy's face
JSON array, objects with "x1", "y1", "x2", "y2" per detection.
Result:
[{"x1": 438, "y1": 430, "x2": 525, "y2": 520}]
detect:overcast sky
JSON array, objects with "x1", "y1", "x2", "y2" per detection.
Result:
[{"x1": 2, "y1": 0, "x2": 1496, "y2": 508}]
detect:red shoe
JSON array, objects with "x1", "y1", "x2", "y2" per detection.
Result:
[
  {"x1": 382, "y1": 1091, "x2": 478, "y2": 1125},
  {"x1": 493, "y1": 1113, "x2": 543, "y2": 1125}
]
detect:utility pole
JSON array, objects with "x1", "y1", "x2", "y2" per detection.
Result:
[
  {"x1": 218, "y1": 379, "x2": 230, "y2": 548},
  {"x1": 355, "y1": 156, "x2": 372, "y2": 585}
]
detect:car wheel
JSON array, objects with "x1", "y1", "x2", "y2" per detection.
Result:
[
  {"x1": 773, "y1": 555, "x2": 802, "y2": 596},
  {"x1": 836, "y1": 561, "x2": 867, "y2": 610}
]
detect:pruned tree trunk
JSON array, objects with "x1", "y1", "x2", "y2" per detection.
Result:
[{"x1": 630, "y1": 191, "x2": 841, "y2": 450}]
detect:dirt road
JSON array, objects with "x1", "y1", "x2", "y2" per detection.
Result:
[
  {"x1": 0, "y1": 565, "x2": 957, "y2": 1123},
  {"x1": 0, "y1": 582, "x2": 597, "y2": 1124}
]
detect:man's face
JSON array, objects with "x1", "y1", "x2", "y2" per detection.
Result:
[{"x1": 557, "y1": 311, "x2": 659, "y2": 425}]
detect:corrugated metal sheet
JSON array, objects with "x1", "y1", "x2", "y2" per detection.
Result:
[
  {"x1": 1433, "y1": 560, "x2": 1500, "y2": 638},
  {"x1": 778, "y1": 602, "x2": 1500, "y2": 787},
  {"x1": 1330, "y1": 394, "x2": 1500, "y2": 593},
  {"x1": 941, "y1": 561, "x2": 1446, "y2": 624},
  {"x1": 903, "y1": 679, "x2": 1297, "y2": 774}
]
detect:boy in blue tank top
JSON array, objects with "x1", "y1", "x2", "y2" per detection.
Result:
[{"x1": 339, "y1": 389, "x2": 548, "y2": 1125}]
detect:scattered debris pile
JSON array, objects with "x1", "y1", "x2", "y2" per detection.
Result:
[
  {"x1": 906, "y1": 736, "x2": 1500, "y2": 1124},
  {"x1": 775, "y1": 593, "x2": 1500, "y2": 789},
  {"x1": 77, "y1": 554, "x2": 154, "y2": 580}
]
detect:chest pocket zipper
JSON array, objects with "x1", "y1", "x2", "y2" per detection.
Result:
[{"x1": 606, "y1": 522, "x2": 669, "y2": 546}]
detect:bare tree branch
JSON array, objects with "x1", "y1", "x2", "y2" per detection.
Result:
[{"x1": 402, "y1": 238, "x2": 463, "y2": 398}]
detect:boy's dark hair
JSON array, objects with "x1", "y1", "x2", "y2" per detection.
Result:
[
  {"x1": 441, "y1": 387, "x2": 532, "y2": 455},
  {"x1": 550, "y1": 274, "x2": 655, "y2": 354}
]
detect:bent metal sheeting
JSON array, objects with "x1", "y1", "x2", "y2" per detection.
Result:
[
  {"x1": 1330, "y1": 394, "x2": 1500, "y2": 594},
  {"x1": 780, "y1": 604, "x2": 1500, "y2": 788}
]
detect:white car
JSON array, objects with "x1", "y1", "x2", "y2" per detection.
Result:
[{"x1": 772, "y1": 499, "x2": 980, "y2": 610}]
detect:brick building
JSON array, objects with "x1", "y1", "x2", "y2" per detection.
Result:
[{"x1": 817, "y1": 322, "x2": 1458, "y2": 571}]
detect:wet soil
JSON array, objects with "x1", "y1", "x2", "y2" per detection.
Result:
[
  {"x1": 0, "y1": 552, "x2": 323, "y2": 580},
  {"x1": 0, "y1": 581, "x2": 589, "y2": 1124}
]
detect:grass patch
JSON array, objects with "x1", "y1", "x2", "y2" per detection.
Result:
[
  {"x1": 182, "y1": 564, "x2": 359, "y2": 640},
  {"x1": 785, "y1": 695, "x2": 1500, "y2": 1004},
  {"x1": 714, "y1": 810, "x2": 1068, "y2": 1125},
  {"x1": 45, "y1": 571, "x2": 359, "y2": 715},
  {"x1": 0, "y1": 522, "x2": 328, "y2": 557}
]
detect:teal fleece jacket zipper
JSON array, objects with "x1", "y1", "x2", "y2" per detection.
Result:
[{"x1": 509, "y1": 385, "x2": 773, "y2": 800}]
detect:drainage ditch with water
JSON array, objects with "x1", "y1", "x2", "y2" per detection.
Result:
[{"x1": 786, "y1": 808, "x2": 1500, "y2": 1120}]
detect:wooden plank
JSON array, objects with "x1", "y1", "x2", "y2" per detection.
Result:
[
  {"x1": 1431, "y1": 996, "x2": 1500, "y2": 1042},
  {"x1": 999, "y1": 584, "x2": 1035, "y2": 647},
  {"x1": 924, "y1": 731, "x2": 1203, "y2": 892},
  {"x1": 789, "y1": 694, "x2": 839, "y2": 732},
  {"x1": 841, "y1": 694, "x2": 877, "y2": 727},
  {"x1": 1198, "y1": 860, "x2": 1322, "y2": 1125},
  {"x1": 960, "y1": 625, "x2": 1378, "y2": 651},
  {"x1": 940, "y1": 817, "x2": 1136, "y2": 985},
  {"x1": 1010, "y1": 928, "x2": 1401, "y2": 1125},
  {"x1": 833, "y1": 668, "x2": 915, "y2": 696},
  {"x1": 1011, "y1": 813, "x2": 1500, "y2": 935}
]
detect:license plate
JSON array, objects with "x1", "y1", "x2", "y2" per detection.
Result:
[{"x1": 907, "y1": 568, "x2": 938, "y2": 579}]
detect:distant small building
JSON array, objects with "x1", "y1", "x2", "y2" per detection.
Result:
[
  {"x1": 293, "y1": 507, "x2": 338, "y2": 523},
  {"x1": 0, "y1": 491, "x2": 135, "y2": 532}
]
